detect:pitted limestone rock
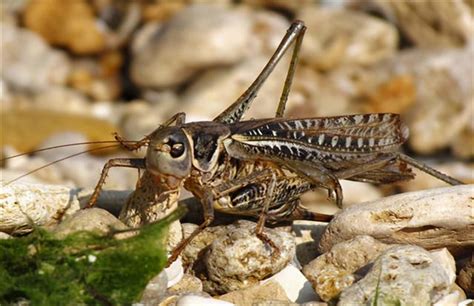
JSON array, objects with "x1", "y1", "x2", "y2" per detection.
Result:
[{"x1": 201, "y1": 220, "x2": 295, "y2": 295}]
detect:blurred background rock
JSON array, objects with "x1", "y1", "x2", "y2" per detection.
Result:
[{"x1": 1, "y1": 0, "x2": 473, "y2": 214}]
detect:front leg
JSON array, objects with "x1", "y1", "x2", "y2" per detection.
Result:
[
  {"x1": 86, "y1": 158, "x2": 146, "y2": 208},
  {"x1": 167, "y1": 187, "x2": 215, "y2": 266}
]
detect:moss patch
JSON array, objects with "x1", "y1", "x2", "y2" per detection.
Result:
[{"x1": 0, "y1": 207, "x2": 184, "y2": 305}]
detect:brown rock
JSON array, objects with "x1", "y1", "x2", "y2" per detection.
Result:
[
  {"x1": 217, "y1": 281, "x2": 290, "y2": 305},
  {"x1": 168, "y1": 273, "x2": 203, "y2": 295},
  {"x1": 303, "y1": 235, "x2": 392, "y2": 302},
  {"x1": 23, "y1": 0, "x2": 106, "y2": 54},
  {"x1": 319, "y1": 185, "x2": 474, "y2": 255},
  {"x1": 202, "y1": 220, "x2": 295, "y2": 295},
  {"x1": 372, "y1": 0, "x2": 474, "y2": 47},
  {"x1": 297, "y1": 7, "x2": 398, "y2": 70},
  {"x1": 1, "y1": 109, "x2": 117, "y2": 153},
  {"x1": 457, "y1": 257, "x2": 474, "y2": 298},
  {"x1": 452, "y1": 126, "x2": 474, "y2": 159},
  {"x1": 53, "y1": 208, "x2": 129, "y2": 238}
]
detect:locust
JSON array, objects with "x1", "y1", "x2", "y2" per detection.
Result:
[
  {"x1": 3, "y1": 20, "x2": 460, "y2": 264},
  {"x1": 76, "y1": 20, "x2": 464, "y2": 264}
]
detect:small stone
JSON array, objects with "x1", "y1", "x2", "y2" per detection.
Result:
[
  {"x1": 429, "y1": 248, "x2": 457, "y2": 284},
  {"x1": 176, "y1": 294, "x2": 235, "y2": 306},
  {"x1": 292, "y1": 220, "x2": 328, "y2": 266},
  {"x1": 165, "y1": 256, "x2": 184, "y2": 288},
  {"x1": 217, "y1": 281, "x2": 289, "y2": 305},
  {"x1": 35, "y1": 132, "x2": 135, "y2": 190},
  {"x1": 2, "y1": 23, "x2": 70, "y2": 92},
  {"x1": 142, "y1": 2, "x2": 186, "y2": 22},
  {"x1": 53, "y1": 208, "x2": 129, "y2": 238},
  {"x1": 181, "y1": 55, "x2": 289, "y2": 120},
  {"x1": 139, "y1": 270, "x2": 168, "y2": 306},
  {"x1": 28, "y1": 86, "x2": 91, "y2": 116},
  {"x1": 68, "y1": 53, "x2": 122, "y2": 101},
  {"x1": 23, "y1": 0, "x2": 106, "y2": 54},
  {"x1": 0, "y1": 182, "x2": 80, "y2": 234},
  {"x1": 318, "y1": 185, "x2": 474, "y2": 255},
  {"x1": 372, "y1": 0, "x2": 473, "y2": 47},
  {"x1": 131, "y1": 5, "x2": 253, "y2": 88},
  {"x1": 202, "y1": 220, "x2": 295, "y2": 295},
  {"x1": 248, "y1": 10, "x2": 290, "y2": 56},
  {"x1": 452, "y1": 126, "x2": 474, "y2": 159},
  {"x1": 2, "y1": 146, "x2": 65, "y2": 185},
  {"x1": 297, "y1": 7, "x2": 398, "y2": 70},
  {"x1": 286, "y1": 66, "x2": 358, "y2": 119},
  {"x1": 264, "y1": 264, "x2": 318, "y2": 303},
  {"x1": 168, "y1": 273, "x2": 203, "y2": 295},
  {"x1": 303, "y1": 235, "x2": 392, "y2": 302},
  {"x1": 338, "y1": 245, "x2": 456, "y2": 305},
  {"x1": 181, "y1": 223, "x2": 226, "y2": 266},
  {"x1": 0, "y1": 232, "x2": 12, "y2": 239},
  {"x1": 457, "y1": 258, "x2": 473, "y2": 298},
  {"x1": 388, "y1": 47, "x2": 472, "y2": 154},
  {"x1": 433, "y1": 289, "x2": 466, "y2": 306},
  {"x1": 119, "y1": 99, "x2": 175, "y2": 142}
]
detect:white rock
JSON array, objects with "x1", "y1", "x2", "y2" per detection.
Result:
[
  {"x1": 2, "y1": 145, "x2": 66, "y2": 185},
  {"x1": 53, "y1": 208, "x2": 129, "y2": 238},
  {"x1": 338, "y1": 245, "x2": 454, "y2": 305},
  {"x1": 430, "y1": 248, "x2": 457, "y2": 284},
  {"x1": 1, "y1": 23, "x2": 70, "y2": 92},
  {"x1": 0, "y1": 232, "x2": 12, "y2": 239},
  {"x1": 132, "y1": 5, "x2": 253, "y2": 87},
  {"x1": 263, "y1": 264, "x2": 318, "y2": 303},
  {"x1": 139, "y1": 270, "x2": 168, "y2": 306},
  {"x1": 36, "y1": 132, "x2": 137, "y2": 190},
  {"x1": 176, "y1": 294, "x2": 235, "y2": 306},
  {"x1": 165, "y1": 256, "x2": 184, "y2": 288},
  {"x1": 217, "y1": 281, "x2": 290, "y2": 305},
  {"x1": 319, "y1": 185, "x2": 474, "y2": 254},
  {"x1": 433, "y1": 290, "x2": 464, "y2": 306},
  {"x1": 298, "y1": 7, "x2": 398, "y2": 70},
  {"x1": 388, "y1": 47, "x2": 473, "y2": 154},
  {"x1": 372, "y1": 0, "x2": 474, "y2": 47},
  {"x1": 181, "y1": 55, "x2": 289, "y2": 120},
  {"x1": 203, "y1": 220, "x2": 295, "y2": 295},
  {"x1": 0, "y1": 182, "x2": 80, "y2": 234},
  {"x1": 303, "y1": 235, "x2": 393, "y2": 302}
]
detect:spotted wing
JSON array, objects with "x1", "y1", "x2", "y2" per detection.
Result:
[{"x1": 228, "y1": 113, "x2": 409, "y2": 166}]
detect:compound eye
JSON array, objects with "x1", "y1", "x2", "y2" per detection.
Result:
[{"x1": 170, "y1": 142, "x2": 185, "y2": 158}]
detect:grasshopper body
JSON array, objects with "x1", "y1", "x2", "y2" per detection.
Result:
[{"x1": 84, "y1": 20, "x2": 462, "y2": 264}]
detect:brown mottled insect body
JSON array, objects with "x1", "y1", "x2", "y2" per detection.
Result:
[{"x1": 83, "y1": 20, "x2": 462, "y2": 265}]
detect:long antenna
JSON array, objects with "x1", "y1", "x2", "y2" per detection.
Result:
[
  {"x1": 4, "y1": 144, "x2": 122, "y2": 185},
  {"x1": 1, "y1": 140, "x2": 139, "y2": 161}
]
